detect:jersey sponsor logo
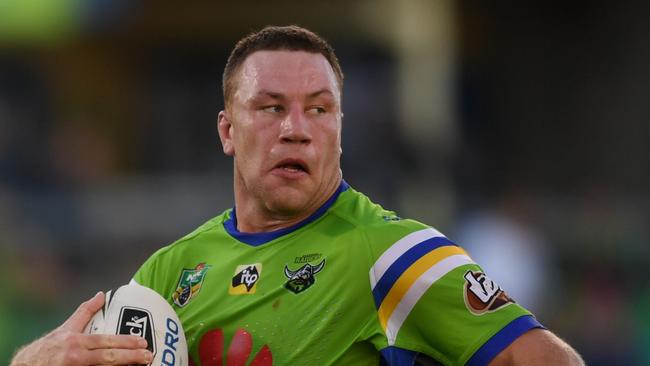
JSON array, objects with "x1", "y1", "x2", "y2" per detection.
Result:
[
  {"x1": 172, "y1": 262, "x2": 211, "y2": 308},
  {"x1": 192, "y1": 328, "x2": 272, "y2": 366},
  {"x1": 161, "y1": 318, "x2": 181, "y2": 366},
  {"x1": 117, "y1": 306, "x2": 156, "y2": 357},
  {"x1": 294, "y1": 253, "x2": 322, "y2": 264},
  {"x1": 463, "y1": 270, "x2": 514, "y2": 315},
  {"x1": 230, "y1": 263, "x2": 262, "y2": 295},
  {"x1": 382, "y1": 214, "x2": 403, "y2": 222},
  {"x1": 283, "y1": 259, "x2": 325, "y2": 294}
]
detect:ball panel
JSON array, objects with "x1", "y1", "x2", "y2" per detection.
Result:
[{"x1": 85, "y1": 284, "x2": 189, "y2": 366}]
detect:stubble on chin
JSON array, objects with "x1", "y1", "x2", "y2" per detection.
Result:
[{"x1": 259, "y1": 183, "x2": 313, "y2": 218}]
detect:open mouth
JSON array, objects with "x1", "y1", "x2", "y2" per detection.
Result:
[{"x1": 274, "y1": 159, "x2": 309, "y2": 174}]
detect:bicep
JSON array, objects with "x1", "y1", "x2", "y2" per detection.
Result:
[{"x1": 379, "y1": 263, "x2": 542, "y2": 365}]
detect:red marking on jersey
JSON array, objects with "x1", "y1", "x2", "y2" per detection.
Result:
[
  {"x1": 197, "y1": 328, "x2": 273, "y2": 366},
  {"x1": 199, "y1": 329, "x2": 224, "y2": 366},
  {"x1": 227, "y1": 329, "x2": 252, "y2": 366},
  {"x1": 249, "y1": 345, "x2": 273, "y2": 366}
]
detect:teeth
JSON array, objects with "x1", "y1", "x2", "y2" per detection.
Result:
[{"x1": 283, "y1": 166, "x2": 301, "y2": 172}]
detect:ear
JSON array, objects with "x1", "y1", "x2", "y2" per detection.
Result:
[{"x1": 217, "y1": 110, "x2": 235, "y2": 156}]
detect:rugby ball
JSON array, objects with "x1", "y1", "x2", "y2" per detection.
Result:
[{"x1": 85, "y1": 284, "x2": 188, "y2": 366}]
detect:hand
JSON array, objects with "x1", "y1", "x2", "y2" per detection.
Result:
[{"x1": 10, "y1": 291, "x2": 153, "y2": 366}]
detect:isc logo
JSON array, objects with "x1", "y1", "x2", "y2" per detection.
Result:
[
  {"x1": 117, "y1": 307, "x2": 156, "y2": 356},
  {"x1": 230, "y1": 263, "x2": 262, "y2": 295}
]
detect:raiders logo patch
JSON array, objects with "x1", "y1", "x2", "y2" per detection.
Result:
[
  {"x1": 463, "y1": 270, "x2": 514, "y2": 315},
  {"x1": 283, "y1": 259, "x2": 325, "y2": 294}
]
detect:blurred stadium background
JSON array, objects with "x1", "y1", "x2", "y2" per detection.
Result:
[{"x1": 1, "y1": 1, "x2": 648, "y2": 364}]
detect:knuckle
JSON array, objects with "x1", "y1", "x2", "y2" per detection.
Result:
[
  {"x1": 105, "y1": 335, "x2": 116, "y2": 348},
  {"x1": 60, "y1": 331, "x2": 78, "y2": 345},
  {"x1": 102, "y1": 348, "x2": 117, "y2": 363},
  {"x1": 77, "y1": 302, "x2": 94, "y2": 316},
  {"x1": 63, "y1": 350, "x2": 82, "y2": 365}
]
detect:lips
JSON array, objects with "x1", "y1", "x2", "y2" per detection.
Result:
[{"x1": 273, "y1": 158, "x2": 310, "y2": 174}]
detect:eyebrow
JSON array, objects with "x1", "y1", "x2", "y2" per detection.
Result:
[
  {"x1": 306, "y1": 89, "x2": 335, "y2": 99},
  {"x1": 251, "y1": 88, "x2": 335, "y2": 101},
  {"x1": 253, "y1": 90, "x2": 283, "y2": 100}
]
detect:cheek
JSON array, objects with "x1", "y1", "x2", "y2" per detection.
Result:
[
  {"x1": 328, "y1": 124, "x2": 342, "y2": 150},
  {"x1": 320, "y1": 128, "x2": 342, "y2": 163},
  {"x1": 237, "y1": 131, "x2": 271, "y2": 167}
]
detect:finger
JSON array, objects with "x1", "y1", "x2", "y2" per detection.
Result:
[
  {"x1": 86, "y1": 348, "x2": 153, "y2": 365},
  {"x1": 83, "y1": 334, "x2": 148, "y2": 350},
  {"x1": 62, "y1": 291, "x2": 105, "y2": 331}
]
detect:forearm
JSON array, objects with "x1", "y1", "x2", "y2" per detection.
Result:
[{"x1": 490, "y1": 329, "x2": 584, "y2": 366}]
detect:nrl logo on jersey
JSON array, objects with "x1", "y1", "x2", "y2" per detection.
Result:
[
  {"x1": 463, "y1": 270, "x2": 514, "y2": 315},
  {"x1": 230, "y1": 263, "x2": 262, "y2": 295},
  {"x1": 283, "y1": 259, "x2": 325, "y2": 294},
  {"x1": 172, "y1": 262, "x2": 211, "y2": 307}
]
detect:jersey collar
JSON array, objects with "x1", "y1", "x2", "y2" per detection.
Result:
[{"x1": 224, "y1": 180, "x2": 350, "y2": 246}]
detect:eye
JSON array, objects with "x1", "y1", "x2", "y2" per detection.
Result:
[
  {"x1": 307, "y1": 106, "x2": 327, "y2": 115},
  {"x1": 262, "y1": 105, "x2": 284, "y2": 113}
]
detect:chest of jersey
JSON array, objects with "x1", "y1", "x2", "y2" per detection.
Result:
[{"x1": 164, "y1": 220, "x2": 380, "y2": 365}]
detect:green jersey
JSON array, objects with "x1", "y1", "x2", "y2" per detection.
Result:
[{"x1": 132, "y1": 181, "x2": 542, "y2": 366}]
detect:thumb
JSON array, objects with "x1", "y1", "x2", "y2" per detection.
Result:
[{"x1": 61, "y1": 291, "x2": 105, "y2": 332}]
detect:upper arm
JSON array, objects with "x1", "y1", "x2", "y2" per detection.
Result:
[
  {"x1": 366, "y1": 225, "x2": 544, "y2": 365},
  {"x1": 489, "y1": 328, "x2": 584, "y2": 366}
]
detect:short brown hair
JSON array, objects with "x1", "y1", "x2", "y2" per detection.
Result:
[{"x1": 223, "y1": 25, "x2": 344, "y2": 107}]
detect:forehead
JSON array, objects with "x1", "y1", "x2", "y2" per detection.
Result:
[{"x1": 233, "y1": 50, "x2": 340, "y2": 101}]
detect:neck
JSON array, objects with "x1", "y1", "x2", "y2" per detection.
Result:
[
  {"x1": 235, "y1": 209, "x2": 312, "y2": 233},
  {"x1": 233, "y1": 175, "x2": 342, "y2": 233}
]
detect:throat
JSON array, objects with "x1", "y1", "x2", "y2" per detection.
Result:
[{"x1": 235, "y1": 206, "x2": 310, "y2": 233}]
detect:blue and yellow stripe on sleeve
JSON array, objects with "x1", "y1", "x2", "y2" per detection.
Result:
[{"x1": 369, "y1": 228, "x2": 474, "y2": 345}]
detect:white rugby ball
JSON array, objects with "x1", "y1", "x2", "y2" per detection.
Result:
[{"x1": 85, "y1": 284, "x2": 188, "y2": 366}]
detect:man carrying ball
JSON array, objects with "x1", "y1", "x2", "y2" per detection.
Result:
[{"x1": 11, "y1": 25, "x2": 584, "y2": 366}]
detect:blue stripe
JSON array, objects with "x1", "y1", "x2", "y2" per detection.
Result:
[
  {"x1": 380, "y1": 346, "x2": 417, "y2": 366},
  {"x1": 466, "y1": 315, "x2": 545, "y2": 366},
  {"x1": 372, "y1": 236, "x2": 455, "y2": 308},
  {"x1": 223, "y1": 180, "x2": 349, "y2": 246},
  {"x1": 380, "y1": 347, "x2": 444, "y2": 366}
]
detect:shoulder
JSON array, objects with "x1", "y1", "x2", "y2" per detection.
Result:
[
  {"x1": 331, "y1": 187, "x2": 452, "y2": 260},
  {"x1": 333, "y1": 187, "x2": 443, "y2": 241},
  {"x1": 140, "y1": 210, "x2": 230, "y2": 265},
  {"x1": 132, "y1": 210, "x2": 230, "y2": 291}
]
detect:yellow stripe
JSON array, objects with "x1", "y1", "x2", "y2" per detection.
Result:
[{"x1": 377, "y1": 246, "x2": 468, "y2": 331}]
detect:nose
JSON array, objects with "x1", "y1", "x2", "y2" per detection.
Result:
[{"x1": 279, "y1": 105, "x2": 312, "y2": 144}]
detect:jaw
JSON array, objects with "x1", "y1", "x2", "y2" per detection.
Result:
[
  {"x1": 232, "y1": 169, "x2": 314, "y2": 226},
  {"x1": 259, "y1": 176, "x2": 316, "y2": 215},
  {"x1": 232, "y1": 159, "x2": 341, "y2": 231}
]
